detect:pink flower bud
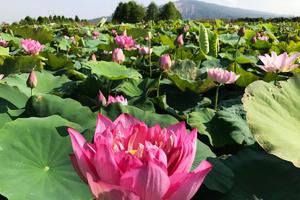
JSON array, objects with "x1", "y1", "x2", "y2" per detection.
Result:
[
  {"x1": 176, "y1": 34, "x2": 184, "y2": 47},
  {"x1": 251, "y1": 37, "x2": 257, "y2": 43},
  {"x1": 0, "y1": 39, "x2": 8, "y2": 48},
  {"x1": 91, "y1": 54, "x2": 97, "y2": 61},
  {"x1": 238, "y1": 27, "x2": 245, "y2": 37},
  {"x1": 160, "y1": 54, "x2": 172, "y2": 71},
  {"x1": 138, "y1": 46, "x2": 153, "y2": 56},
  {"x1": 98, "y1": 90, "x2": 107, "y2": 106},
  {"x1": 92, "y1": 31, "x2": 100, "y2": 39},
  {"x1": 112, "y1": 48, "x2": 125, "y2": 64},
  {"x1": 183, "y1": 25, "x2": 190, "y2": 33},
  {"x1": 26, "y1": 71, "x2": 38, "y2": 89},
  {"x1": 112, "y1": 29, "x2": 118, "y2": 37}
]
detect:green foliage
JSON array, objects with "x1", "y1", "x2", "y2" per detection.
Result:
[
  {"x1": 145, "y1": 2, "x2": 159, "y2": 21},
  {"x1": 159, "y1": 2, "x2": 182, "y2": 21},
  {"x1": 0, "y1": 116, "x2": 92, "y2": 200},
  {"x1": 112, "y1": 1, "x2": 146, "y2": 23},
  {"x1": 243, "y1": 77, "x2": 300, "y2": 167}
]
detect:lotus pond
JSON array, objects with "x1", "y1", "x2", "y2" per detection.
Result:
[{"x1": 0, "y1": 19, "x2": 300, "y2": 200}]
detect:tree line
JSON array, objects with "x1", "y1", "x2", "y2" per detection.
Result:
[
  {"x1": 112, "y1": 1, "x2": 182, "y2": 23},
  {"x1": 18, "y1": 15, "x2": 87, "y2": 25}
]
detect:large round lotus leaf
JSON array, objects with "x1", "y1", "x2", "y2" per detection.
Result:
[
  {"x1": 0, "y1": 116, "x2": 92, "y2": 200},
  {"x1": 201, "y1": 147, "x2": 300, "y2": 200},
  {"x1": 3, "y1": 70, "x2": 70, "y2": 97},
  {"x1": 84, "y1": 61, "x2": 142, "y2": 80},
  {"x1": 25, "y1": 94, "x2": 97, "y2": 131},
  {"x1": 243, "y1": 77, "x2": 300, "y2": 167},
  {"x1": 102, "y1": 103, "x2": 178, "y2": 128}
]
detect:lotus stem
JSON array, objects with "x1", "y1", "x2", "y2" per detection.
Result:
[
  {"x1": 234, "y1": 36, "x2": 241, "y2": 73},
  {"x1": 157, "y1": 72, "x2": 163, "y2": 97},
  {"x1": 274, "y1": 72, "x2": 278, "y2": 86},
  {"x1": 214, "y1": 84, "x2": 221, "y2": 111}
]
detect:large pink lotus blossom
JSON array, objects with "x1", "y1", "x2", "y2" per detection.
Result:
[
  {"x1": 207, "y1": 68, "x2": 240, "y2": 84},
  {"x1": 21, "y1": 39, "x2": 44, "y2": 55},
  {"x1": 115, "y1": 35, "x2": 136, "y2": 50},
  {"x1": 98, "y1": 90, "x2": 128, "y2": 106},
  {"x1": 0, "y1": 39, "x2": 8, "y2": 47},
  {"x1": 68, "y1": 113, "x2": 212, "y2": 200},
  {"x1": 258, "y1": 52, "x2": 300, "y2": 72},
  {"x1": 112, "y1": 48, "x2": 125, "y2": 64}
]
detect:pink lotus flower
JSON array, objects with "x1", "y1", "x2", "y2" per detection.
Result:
[
  {"x1": 207, "y1": 68, "x2": 240, "y2": 84},
  {"x1": 92, "y1": 31, "x2": 100, "y2": 39},
  {"x1": 98, "y1": 90, "x2": 128, "y2": 106},
  {"x1": 21, "y1": 39, "x2": 44, "y2": 55},
  {"x1": 68, "y1": 113, "x2": 212, "y2": 200},
  {"x1": 26, "y1": 70, "x2": 38, "y2": 89},
  {"x1": 112, "y1": 48, "x2": 125, "y2": 64},
  {"x1": 138, "y1": 46, "x2": 153, "y2": 56},
  {"x1": 160, "y1": 54, "x2": 172, "y2": 71},
  {"x1": 258, "y1": 52, "x2": 300, "y2": 72},
  {"x1": 115, "y1": 35, "x2": 136, "y2": 50},
  {"x1": 183, "y1": 25, "x2": 190, "y2": 33},
  {"x1": 175, "y1": 34, "x2": 184, "y2": 47},
  {"x1": 91, "y1": 54, "x2": 97, "y2": 61},
  {"x1": 257, "y1": 36, "x2": 269, "y2": 41},
  {"x1": 112, "y1": 29, "x2": 118, "y2": 37},
  {"x1": 0, "y1": 39, "x2": 8, "y2": 47}
]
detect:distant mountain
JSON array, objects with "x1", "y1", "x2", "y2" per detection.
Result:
[
  {"x1": 174, "y1": 0, "x2": 278, "y2": 19},
  {"x1": 89, "y1": 0, "x2": 286, "y2": 23}
]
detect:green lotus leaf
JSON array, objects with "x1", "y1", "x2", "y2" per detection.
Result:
[
  {"x1": 243, "y1": 77, "x2": 300, "y2": 167},
  {"x1": 167, "y1": 59, "x2": 215, "y2": 93},
  {"x1": 25, "y1": 94, "x2": 97, "y2": 131},
  {"x1": 0, "y1": 116, "x2": 92, "y2": 200},
  {"x1": 3, "y1": 70, "x2": 70, "y2": 96},
  {"x1": 85, "y1": 61, "x2": 142, "y2": 80}
]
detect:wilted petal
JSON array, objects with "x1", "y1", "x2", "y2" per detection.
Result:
[{"x1": 163, "y1": 160, "x2": 213, "y2": 200}]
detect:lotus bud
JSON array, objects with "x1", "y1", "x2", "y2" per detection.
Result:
[
  {"x1": 160, "y1": 54, "x2": 172, "y2": 71},
  {"x1": 112, "y1": 29, "x2": 118, "y2": 37},
  {"x1": 112, "y1": 48, "x2": 125, "y2": 64},
  {"x1": 0, "y1": 39, "x2": 8, "y2": 47},
  {"x1": 91, "y1": 54, "x2": 97, "y2": 61},
  {"x1": 26, "y1": 70, "x2": 38, "y2": 89},
  {"x1": 251, "y1": 36, "x2": 257, "y2": 43},
  {"x1": 237, "y1": 27, "x2": 245, "y2": 37},
  {"x1": 98, "y1": 90, "x2": 107, "y2": 106},
  {"x1": 183, "y1": 25, "x2": 190, "y2": 33},
  {"x1": 175, "y1": 34, "x2": 184, "y2": 47},
  {"x1": 138, "y1": 46, "x2": 153, "y2": 56}
]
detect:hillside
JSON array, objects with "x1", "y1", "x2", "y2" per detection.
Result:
[{"x1": 174, "y1": 0, "x2": 277, "y2": 19}]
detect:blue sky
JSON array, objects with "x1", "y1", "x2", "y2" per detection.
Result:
[{"x1": 1, "y1": 0, "x2": 300, "y2": 22}]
